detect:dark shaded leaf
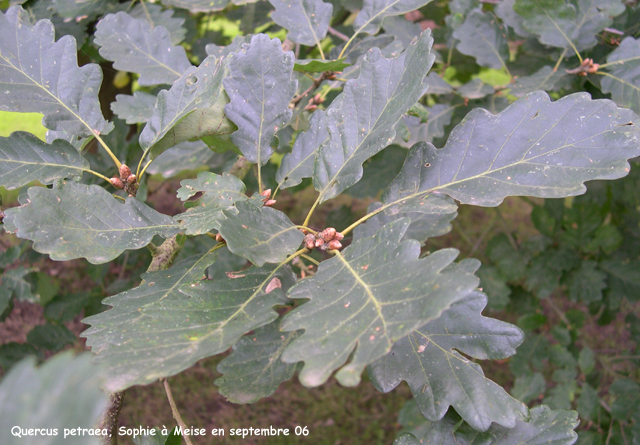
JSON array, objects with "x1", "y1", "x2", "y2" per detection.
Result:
[
  {"x1": 293, "y1": 58, "x2": 350, "y2": 73},
  {"x1": 270, "y1": 0, "x2": 333, "y2": 47},
  {"x1": 567, "y1": 261, "x2": 606, "y2": 303},
  {"x1": 146, "y1": 141, "x2": 228, "y2": 178},
  {"x1": 3, "y1": 181, "x2": 180, "y2": 264},
  {"x1": 95, "y1": 12, "x2": 192, "y2": 86},
  {"x1": 206, "y1": 35, "x2": 252, "y2": 58},
  {"x1": 139, "y1": 55, "x2": 228, "y2": 161},
  {"x1": 601, "y1": 37, "x2": 640, "y2": 115},
  {"x1": 0, "y1": 352, "x2": 107, "y2": 445},
  {"x1": 223, "y1": 34, "x2": 297, "y2": 166},
  {"x1": 111, "y1": 92, "x2": 157, "y2": 125},
  {"x1": 174, "y1": 172, "x2": 248, "y2": 235},
  {"x1": 381, "y1": 92, "x2": 640, "y2": 214},
  {"x1": 402, "y1": 104, "x2": 457, "y2": 146},
  {"x1": 345, "y1": 145, "x2": 407, "y2": 198},
  {"x1": 424, "y1": 73, "x2": 454, "y2": 95},
  {"x1": 313, "y1": 31, "x2": 435, "y2": 203},
  {"x1": 219, "y1": 201, "x2": 304, "y2": 266},
  {"x1": 281, "y1": 219, "x2": 479, "y2": 387},
  {"x1": 215, "y1": 321, "x2": 300, "y2": 403},
  {"x1": 383, "y1": 15, "x2": 423, "y2": 47},
  {"x1": 0, "y1": 6, "x2": 112, "y2": 137},
  {"x1": 495, "y1": 0, "x2": 532, "y2": 38},
  {"x1": 369, "y1": 290, "x2": 526, "y2": 431},
  {"x1": 354, "y1": 0, "x2": 435, "y2": 35},
  {"x1": 514, "y1": 0, "x2": 625, "y2": 53},
  {"x1": 510, "y1": 66, "x2": 568, "y2": 97},
  {"x1": 511, "y1": 372, "x2": 547, "y2": 404},
  {"x1": 0, "y1": 132, "x2": 89, "y2": 189},
  {"x1": 329, "y1": 35, "x2": 396, "y2": 64},
  {"x1": 27, "y1": 323, "x2": 76, "y2": 352},
  {"x1": 453, "y1": 9, "x2": 509, "y2": 70}
]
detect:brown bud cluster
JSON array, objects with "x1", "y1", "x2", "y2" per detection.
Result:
[
  {"x1": 304, "y1": 93, "x2": 326, "y2": 112},
  {"x1": 301, "y1": 227, "x2": 344, "y2": 251},
  {"x1": 260, "y1": 189, "x2": 276, "y2": 207},
  {"x1": 565, "y1": 58, "x2": 599, "y2": 76},
  {"x1": 112, "y1": 164, "x2": 138, "y2": 196}
]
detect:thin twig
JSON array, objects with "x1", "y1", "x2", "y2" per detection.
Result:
[
  {"x1": 494, "y1": 207, "x2": 519, "y2": 251},
  {"x1": 327, "y1": 26, "x2": 349, "y2": 42},
  {"x1": 544, "y1": 297, "x2": 572, "y2": 328},
  {"x1": 291, "y1": 72, "x2": 332, "y2": 106},
  {"x1": 163, "y1": 379, "x2": 194, "y2": 445},
  {"x1": 468, "y1": 216, "x2": 497, "y2": 257}
]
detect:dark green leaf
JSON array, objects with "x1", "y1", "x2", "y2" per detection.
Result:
[
  {"x1": 511, "y1": 372, "x2": 546, "y2": 404},
  {"x1": 345, "y1": 145, "x2": 407, "y2": 198},
  {"x1": 281, "y1": 219, "x2": 479, "y2": 387},
  {"x1": 293, "y1": 58, "x2": 350, "y2": 73},
  {"x1": 610, "y1": 379, "x2": 640, "y2": 421},
  {"x1": 82, "y1": 250, "x2": 229, "y2": 390},
  {"x1": 601, "y1": 37, "x2": 640, "y2": 115},
  {"x1": 215, "y1": 321, "x2": 300, "y2": 403},
  {"x1": 453, "y1": 9, "x2": 509, "y2": 70},
  {"x1": 0, "y1": 343, "x2": 42, "y2": 371},
  {"x1": 369, "y1": 291, "x2": 526, "y2": 431},
  {"x1": 510, "y1": 66, "x2": 569, "y2": 97},
  {"x1": 0, "y1": 352, "x2": 107, "y2": 445},
  {"x1": 544, "y1": 381, "x2": 576, "y2": 410},
  {"x1": 383, "y1": 15, "x2": 423, "y2": 47},
  {"x1": 219, "y1": 201, "x2": 304, "y2": 266},
  {"x1": 514, "y1": 0, "x2": 625, "y2": 53},
  {"x1": 578, "y1": 347, "x2": 595, "y2": 374},
  {"x1": 45, "y1": 291, "x2": 97, "y2": 323},
  {"x1": 3, "y1": 181, "x2": 180, "y2": 264},
  {"x1": 568, "y1": 261, "x2": 606, "y2": 303},
  {"x1": 0, "y1": 132, "x2": 89, "y2": 189},
  {"x1": 477, "y1": 265, "x2": 511, "y2": 309},
  {"x1": 329, "y1": 35, "x2": 396, "y2": 64},
  {"x1": 111, "y1": 92, "x2": 158, "y2": 124},
  {"x1": 0, "y1": 267, "x2": 35, "y2": 310},
  {"x1": 174, "y1": 172, "x2": 248, "y2": 235},
  {"x1": 382, "y1": 92, "x2": 640, "y2": 213},
  {"x1": 403, "y1": 104, "x2": 457, "y2": 146},
  {"x1": 398, "y1": 405, "x2": 578, "y2": 445},
  {"x1": 313, "y1": 31, "x2": 435, "y2": 203},
  {"x1": 223, "y1": 34, "x2": 297, "y2": 166},
  {"x1": 129, "y1": 2, "x2": 186, "y2": 45},
  {"x1": 95, "y1": 12, "x2": 192, "y2": 86},
  {"x1": 487, "y1": 234, "x2": 529, "y2": 281},
  {"x1": 577, "y1": 383, "x2": 599, "y2": 421},
  {"x1": 270, "y1": 0, "x2": 333, "y2": 47},
  {"x1": 424, "y1": 72, "x2": 454, "y2": 95},
  {"x1": 0, "y1": 6, "x2": 112, "y2": 137},
  {"x1": 50, "y1": 0, "x2": 112, "y2": 19},
  {"x1": 495, "y1": 0, "x2": 532, "y2": 38},
  {"x1": 354, "y1": 0, "x2": 435, "y2": 35},
  {"x1": 206, "y1": 36, "x2": 253, "y2": 58},
  {"x1": 27, "y1": 323, "x2": 76, "y2": 352},
  {"x1": 139, "y1": 55, "x2": 228, "y2": 161}
]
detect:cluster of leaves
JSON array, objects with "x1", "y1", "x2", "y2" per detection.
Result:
[{"x1": 1, "y1": 0, "x2": 640, "y2": 443}]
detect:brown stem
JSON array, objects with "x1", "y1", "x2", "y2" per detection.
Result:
[
  {"x1": 100, "y1": 392, "x2": 125, "y2": 445},
  {"x1": 163, "y1": 379, "x2": 195, "y2": 445},
  {"x1": 291, "y1": 72, "x2": 332, "y2": 106}
]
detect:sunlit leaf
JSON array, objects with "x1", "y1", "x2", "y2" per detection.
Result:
[
  {"x1": 3, "y1": 181, "x2": 180, "y2": 264},
  {"x1": 369, "y1": 290, "x2": 527, "y2": 431},
  {"x1": 281, "y1": 219, "x2": 478, "y2": 387},
  {"x1": 293, "y1": 59, "x2": 350, "y2": 73}
]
